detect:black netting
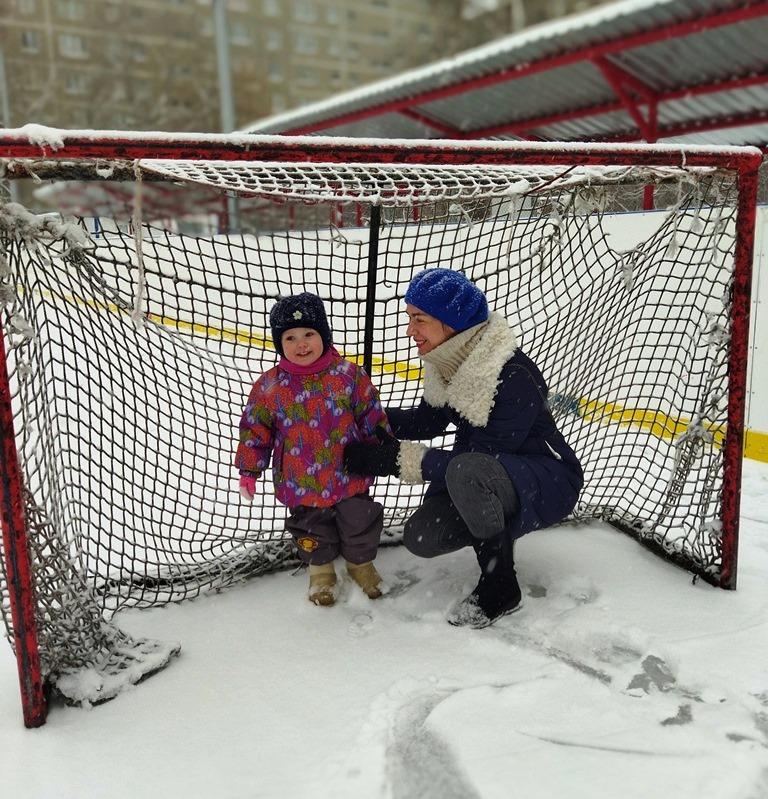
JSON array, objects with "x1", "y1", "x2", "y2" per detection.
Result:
[{"x1": 0, "y1": 161, "x2": 739, "y2": 702}]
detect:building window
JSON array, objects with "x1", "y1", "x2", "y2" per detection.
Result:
[
  {"x1": 294, "y1": 66, "x2": 316, "y2": 85},
  {"x1": 271, "y1": 93, "x2": 287, "y2": 113},
  {"x1": 548, "y1": 0, "x2": 568, "y2": 15},
  {"x1": 230, "y1": 21, "x2": 252, "y2": 46},
  {"x1": 325, "y1": 6, "x2": 339, "y2": 24},
  {"x1": 292, "y1": 0, "x2": 316, "y2": 23},
  {"x1": 111, "y1": 80, "x2": 127, "y2": 101},
  {"x1": 263, "y1": 0, "x2": 280, "y2": 16},
  {"x1": 64, "y1": 72, "x2": 88, "y2": 95},
  {"x1": 21, "y1": 30, "x2": 40, "y2": 52},
  {"x1": 17, "y1": 0, "x2": 36, "y2": 13},
  {"x1": 169, "y1": 64, "x2": 193, "y2": 78},
  {"x1": 268, "y1": 59, "x2": 283, "y2": 82},
  {"x1": 58, "y1": 33, "x2": 88, "y2": 58},
  {"x1": 265, "y1": 29, "x2": 282, "y2": 51},
  {"x1": 294, "y1": 32, "x2": 317, "y2": 54},
  {"x1": 56, "y1": 0, "x2": 84, "y2": 20}
]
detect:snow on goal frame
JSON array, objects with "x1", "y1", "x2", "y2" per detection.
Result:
[{"x1": 0, "y1": 131, "x2": 761, "y2": 727}]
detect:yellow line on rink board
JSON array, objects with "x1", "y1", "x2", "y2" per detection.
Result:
[
  {"x1": 578, "y1": 397, "x2": 726, "y2": 450},
  {"x1": 46, "y1": 287, "x2": 768, "y2": 460},
  {"x1": 745, "y1": 430, "x2": 768, "y2": 463}
]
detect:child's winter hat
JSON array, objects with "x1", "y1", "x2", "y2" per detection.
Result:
[
  {"x1": 270, "y1": 292, "x2": 333, "y2": 356},
  {"x1": 405, "y1": 268, "x2": 489, "y2": 332}
]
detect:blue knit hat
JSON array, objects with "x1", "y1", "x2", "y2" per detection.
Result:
[
  {"x1": 404, "y1": 269, "x2": 489, "y2": 332},
  {"x1": 270, "y1": 292, "x2": 333, "y2": 356}
]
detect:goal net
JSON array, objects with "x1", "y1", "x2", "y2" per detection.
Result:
[{"x1": 0, "y1": 133, "x2": 760, "y2": 723}]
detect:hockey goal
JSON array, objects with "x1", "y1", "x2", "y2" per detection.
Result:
[{"x1": 0, "y1": 130, "x2": 761, "y2": 726}]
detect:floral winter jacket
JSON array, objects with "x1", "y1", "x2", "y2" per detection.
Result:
[{"x1": 236, "y1": 348, "x2": 389, "y2": 508}]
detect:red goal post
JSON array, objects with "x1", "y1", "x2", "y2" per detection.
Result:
[{"x1": 0, "y1": 129, "x2": 762, "y2": 727}]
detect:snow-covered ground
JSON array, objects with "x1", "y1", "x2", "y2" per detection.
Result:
[{"x1": 2, "y1": 458, "x2": 767, "y2": 799}]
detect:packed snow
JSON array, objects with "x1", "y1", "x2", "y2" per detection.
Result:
[{"x1": 2, "y1": 456, "x2": 768, "y2": 798}]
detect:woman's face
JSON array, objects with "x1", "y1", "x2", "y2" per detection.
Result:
[{"x1": 405, "y1": 304, "x2": 455, "y2": 356}]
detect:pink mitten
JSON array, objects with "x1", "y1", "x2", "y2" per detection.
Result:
[{"x1": 239, "y1": 474, "x2": 257, "y2": 501}]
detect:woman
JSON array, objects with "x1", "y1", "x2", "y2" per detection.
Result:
[{"x1": 344, "y1": 268, "x2": 583, "y2": 629}]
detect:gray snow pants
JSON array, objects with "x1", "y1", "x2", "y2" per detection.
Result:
[
  {"x1": 286, "y1": 493, "x2": 384, "y2": 565},
  {"x1": 403, "y1": 452, "x2": 520, "y2": 558}
]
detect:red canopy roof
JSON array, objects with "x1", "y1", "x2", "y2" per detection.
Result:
[{"x1": 244, "y1": 0, "x2": 768, "y2": 152}]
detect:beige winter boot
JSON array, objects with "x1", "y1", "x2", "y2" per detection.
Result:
[
  {"x1": 346, "y1": 561, "x2": 383, "y2": 599},
  {"x1": 308, "y1": 562, "x2": 337, "y2": 606}
]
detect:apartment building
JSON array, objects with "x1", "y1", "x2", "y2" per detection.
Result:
[{"x1": 1, "y1": 0, "x2": 609, "y2": 134}]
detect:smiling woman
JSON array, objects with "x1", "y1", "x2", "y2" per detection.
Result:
[
  {"x1": 405, "y1": 306, "x2": 454, "y2": 356},
  {"x1": 344, "y1": 268, "x2": 584, "y2": 629}
]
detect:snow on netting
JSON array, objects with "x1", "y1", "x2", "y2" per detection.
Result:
[{"x1": 0, "y1": 159, "x2": 737, "y2": 703}]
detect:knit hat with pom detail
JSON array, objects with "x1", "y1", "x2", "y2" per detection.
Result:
[
  {"x1": 270, "y1": 292, "x2": 333, "y2": 356},
  {"x1": 405, "y1": 268, "x2": 489, "y2": 332}
]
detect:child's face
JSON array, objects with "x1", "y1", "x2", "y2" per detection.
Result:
[{"x1": 281, "y1": 327, "x2": 323, "y2": 365}]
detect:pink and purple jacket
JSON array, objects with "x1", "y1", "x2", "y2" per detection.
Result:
[{"x1": 235, "y1": 347, "x2": 389, "y2": 509}]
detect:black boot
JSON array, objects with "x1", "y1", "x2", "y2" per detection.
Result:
[{"x1": 447, "y1": 533, "x2": 522, "y2": 629}]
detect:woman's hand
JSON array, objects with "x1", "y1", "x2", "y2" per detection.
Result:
[{"x1": 344, "y1": 429, "x2": 401, "y2": 477}]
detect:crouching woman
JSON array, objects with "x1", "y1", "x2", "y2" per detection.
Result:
[{"x1": 344, "y1": 268, "x2": 584, "y2": 628}]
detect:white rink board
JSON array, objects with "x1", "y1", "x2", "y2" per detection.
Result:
[{"x1": 746, "y1": 205, "x2": 768, "y2": 437}]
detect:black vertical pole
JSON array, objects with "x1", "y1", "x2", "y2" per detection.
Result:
[{"x1": 363, "y1": 205, "x2": 381, "y2": 376}]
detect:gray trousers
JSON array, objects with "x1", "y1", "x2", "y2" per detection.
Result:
[
  {"x1": 286, "y1": 493, "x2": 384, "y2": 566},
  {"x1": 403, "y1": 453, "x2": 520, "y2": 558}
]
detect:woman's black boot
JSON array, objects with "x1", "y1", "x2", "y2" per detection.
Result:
[{"x1": 447, "y1": 533, "x2": 522, "y2": 629}]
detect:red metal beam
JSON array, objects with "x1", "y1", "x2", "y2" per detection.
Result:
[
  {"x1": 0, "y1": 130, "x2": 762, "y2": 172},
  {"x1": 721, "y1": 161, "x2": 761, "y2": 588},
  {"x1": 594, "y1": 56, "x2": 659, "y2": 142},
  {"x1": 398, "y1": 108, "x2": 464, "y2": 137},
  {"x1": 0, "y1": 321, "x2": 47, "y2": 727},
  {"x1": 595, "y1": 109, "x2": 768, "y2": 142},
  {"x1": 280, "y1": 2, "x2": 768, "y2": 135},
  {"x1": 465, "y1": 70, "x2": 768, "y2": 139}
]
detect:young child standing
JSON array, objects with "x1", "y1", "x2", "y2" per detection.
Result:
[{"x1": 236, "y1": 292, "x2": 390, "y2": 607}]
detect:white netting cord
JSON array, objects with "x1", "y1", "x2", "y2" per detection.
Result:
[
  {"x1": 0, "y1": 162, "x2": 743, "y2": 718},
  {"x1": 138, "y1": 159, "x2": 721, "y2": 206},
  {"x1": 22, "y1": 493, "x2": 180, "y2": 706},
  {"x1": 0, "y1": 200, "x2": 180, "y2": 705}
]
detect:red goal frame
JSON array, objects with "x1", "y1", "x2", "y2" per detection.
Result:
[{"x1": 0, "y1": 130, "x2": 761, "y2": 727}]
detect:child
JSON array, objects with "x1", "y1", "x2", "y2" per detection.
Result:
[{"x1": 236, "y1": 292, "x2": 390, "y2": 607}]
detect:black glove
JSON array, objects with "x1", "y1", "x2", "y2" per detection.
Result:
[{"x1": 344, "y1": 428, "x2": 401, "y2": 477}]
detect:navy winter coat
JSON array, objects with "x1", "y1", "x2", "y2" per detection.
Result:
[{"x1": 387, "y1": 313, "x2": 583, "y2": 539}]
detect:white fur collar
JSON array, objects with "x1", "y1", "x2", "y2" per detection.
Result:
[{"x1": 422, "y1": 312, "x2": 518, "y2": 427}]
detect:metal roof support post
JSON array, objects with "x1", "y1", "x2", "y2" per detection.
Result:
[
  {"x1": 362, "y1": 205, "x2": 381, "y2": 377},
  {"x1": 594, "y1": 58, "x2": 659, "y2": 209}
]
